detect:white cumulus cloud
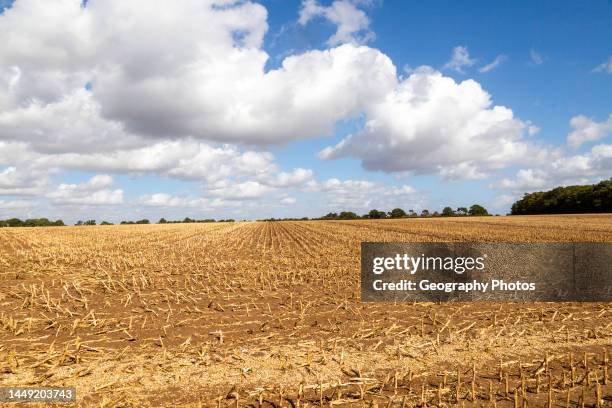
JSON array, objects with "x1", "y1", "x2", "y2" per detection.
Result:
[
  {"x1": 320, "y1": 67, "x2": 541, "y2": 178},
  {"x1": 305, "y1": 178, "x2": 421, "y2": 211},
  {"x1": 298, "y1": 0, "x2": 374, "y2": 46},
  {"x1": 0, "y1": 165, "x2": 49, "y2": 195},
  {"x1": 0, "y1": 0, "x2": 396, "y2": 150},
  {"x1": 494, "y1": 144, "x2": 612, "y2": 192},
  {"x1": 280, "y1": 197, "x2": 297, "y2": 205},
  {"x1": 567, "y1": 114, "x2": 612, "y2": 148},
  {"x1": 47, "y1": 174, "x2": 123, "y2": 205},
  {"x1": 206, "y1": 180, "x2": 272, "y2": 200}
]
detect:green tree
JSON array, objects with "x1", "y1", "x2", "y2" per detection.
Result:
[
  {"x1": 338, "y1": 211, "x2": 359, "y2": 220},
  {"x1": 442, "y1": 207, "x2": 454, "y2": 216},
  {"x1": 389, "y1": 208, "x2": 407, "y2": 218},
  {"x1": 420, "y1": 209, "x2": 430, "y2": 217},
  {"x1": 368, "y1": 209, "x2": 386, "y2": 219},
  {"x1": 0, "y1": 218, "x2": 63, "y2": 227},
  {"x1": 25, "y1": 218, "x2": 52, "y2": 227},
  {"x1": 511, "y1": 178, "x2": 612, "y2": 215},
  {"x1": 456, "y1": 207, "x2": 468, "y2": 216},
  {"x1": 6, "y1": 218, "x2": 23, "y2": 227},
  {"x1": 468, "y1": 204, "x2": 489, "y2": 216}
]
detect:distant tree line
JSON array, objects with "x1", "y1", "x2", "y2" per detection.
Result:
[
  {"x1": 0, "y1": 204, "x2": 491, "y2": 228},
  {"x1": 511, "y1": 178, "x2": 612, "y2": 215},
  {"x1": 74, "y1": 220, "x2": 120, "y2": 225},
  {"x1": 0, "y1": 218, "x2": 65, "y2": 227},
  {"x1": 158, "y1": 217, "x2": 235, "y2": 224},
  {"x1": 76, "y1": 220, "x2": 99, "y2": 225},
  {"x1": 72, "y1": 217, "x2": 237, "y2": 226},
  {"x1": 319, "y1": 204, "x2": 490, "y2": 220},
  {"x1": 120, "y1": 219, "x2": 150, "y2": 225},
  {"x1": 259, "y1": 217, "x2": 310, "y2": 222}
]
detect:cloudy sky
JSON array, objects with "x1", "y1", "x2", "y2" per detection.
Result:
[{"x1": 0, "y1": 0, "x2": 610, "y2": 222}]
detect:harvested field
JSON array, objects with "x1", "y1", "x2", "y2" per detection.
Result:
[{"x1": 0, "y1": 214, "x2": 611, "y2": 407}]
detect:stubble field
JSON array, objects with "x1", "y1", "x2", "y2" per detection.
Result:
[{"x1": 0, "y1": 215, "x2": 611, "y2": 407}]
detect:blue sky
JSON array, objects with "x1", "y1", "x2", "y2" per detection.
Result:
[{"x1": 0, "y1": 0, "x2": 610, "y2": 222}]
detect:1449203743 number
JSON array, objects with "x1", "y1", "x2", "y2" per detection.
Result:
[{"x1": 0, "y1": 387, "x2": 76, "y2": 402}]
